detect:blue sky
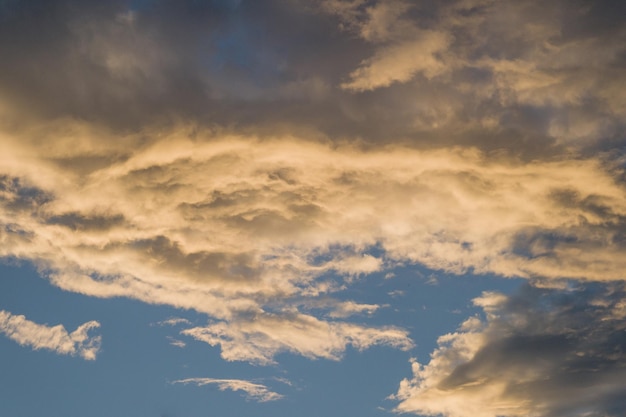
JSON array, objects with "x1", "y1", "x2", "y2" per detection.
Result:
[
  {"x1": 0, "y1": 261, "x2": 523, "y2": 417},
  {"x1": 0, "y1": 1, "x2": 625, "y2": 417}
]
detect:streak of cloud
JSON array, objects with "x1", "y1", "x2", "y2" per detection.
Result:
[
  {"x1": 171, "y1": 377, "x2": 283, "y2": 402},
  {"x1": 155, "y1": 317, "x2": 192, "y2": 327}
]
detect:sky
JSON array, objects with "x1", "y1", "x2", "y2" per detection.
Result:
[{"x1": 0, "y1": 1, "x2": 625, "y2": 416}]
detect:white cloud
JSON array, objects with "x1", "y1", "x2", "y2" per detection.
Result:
[
  {"x1": 0, "y1": 310, "x2": 101, "y2": 360},
  {"x1": 171, "y1": 377, "x2": 283, "y2": 402}
]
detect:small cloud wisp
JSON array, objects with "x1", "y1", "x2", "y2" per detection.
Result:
[
  {"x1": 171, "y1": 377, "x2": 283, "y2": 402},
  {"x1": 0, "y1": 310, "x2": 101, "y2": 360}
]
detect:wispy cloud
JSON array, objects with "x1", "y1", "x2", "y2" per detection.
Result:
[
  {"x1": 171, "y1": 377, "x2": 283, "y2": 402},
  {"x1": 166, "y1": 336, "x2": 186, "y2": 348},
  {"x1": 327, "y1": 301, "x2": 379, "y2": 318},
  {"x1": 0, "y1": 310, "x2": 101, "y2": 360},
  {"x1": 182, "y1": 311, "x2": 412, "y2": 365},
  {"x1": 154, "y1": 317, "x2": 192, "y2": 327}
]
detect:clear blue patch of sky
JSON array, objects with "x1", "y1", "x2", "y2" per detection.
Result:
[{"x1": 336, "y1": 263, "x2": 524, "y2": 359}]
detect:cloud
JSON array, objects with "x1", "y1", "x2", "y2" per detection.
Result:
[
  {"x1": 1, "y1": 127, "x2": 626, "y2": 362},
  {"x1": 0, "y1": 0, "x2": 625, "y2": 370},
  {"x1": 327, "y1": 301, "x2": 379, "y2": 318},
  {"x1": 182, "y1": 311, "x2": 412, "y2": 365},
  {"x1": 155, "y1": 317, "x2": 192, "y2": 327},
  {"x1": 1, "y1": 129, "x2": 423, "y2": 363},
  {"x1": 340, "y1": 32, "x2": 450, "y2": 92},
  {"x1": 0, "y1": 5, "x2": 625, "y2": 416},
  {"x1": 322, "y1": 0, "x2": 450, "y2": 91},
  {"x1": 318, "y1": 0, "x2": 626, "y2": 151},
  {"x1": 166, "y1": 336, "x2": 186, "y2": 348},
  {"x1": 392, "y1": 282, "x2": 626, "y2": 417},
  {"x1": 171, "y1": 377, "x2": 283, "y2": 402},
  {"x1": 0, "y1": 310, "x2": 101, "y2": 360},
  {"x1": 0, "y1": 0, "x2": 624, "y2": 152}
]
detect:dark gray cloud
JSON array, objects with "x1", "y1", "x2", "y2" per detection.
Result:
[
  {"x1": 0, "y1": 0, "x2": 623, "y2": 158},
  {"x1": 0, "y1": 0, "x2": 357, "y2": 131}
]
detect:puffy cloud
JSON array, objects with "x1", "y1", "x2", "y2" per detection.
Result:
[
  {"x1": 392, "y1": 282, "x2": 626, "y2": 417},
  {"x1": 0, "y1": 310, "x2": 101, "y2": 360},
  {"x1": 171, "y1": 377, "x2": 283, "y2": 402}
]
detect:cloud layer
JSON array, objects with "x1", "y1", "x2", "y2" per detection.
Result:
[{"x1": 0, "y1": 310, "x2": 101, "y2": 360}]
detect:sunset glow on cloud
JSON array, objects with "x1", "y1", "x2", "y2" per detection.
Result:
[{"x1": 0, "y1": 1, "x2": 625, "y2": 416}]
